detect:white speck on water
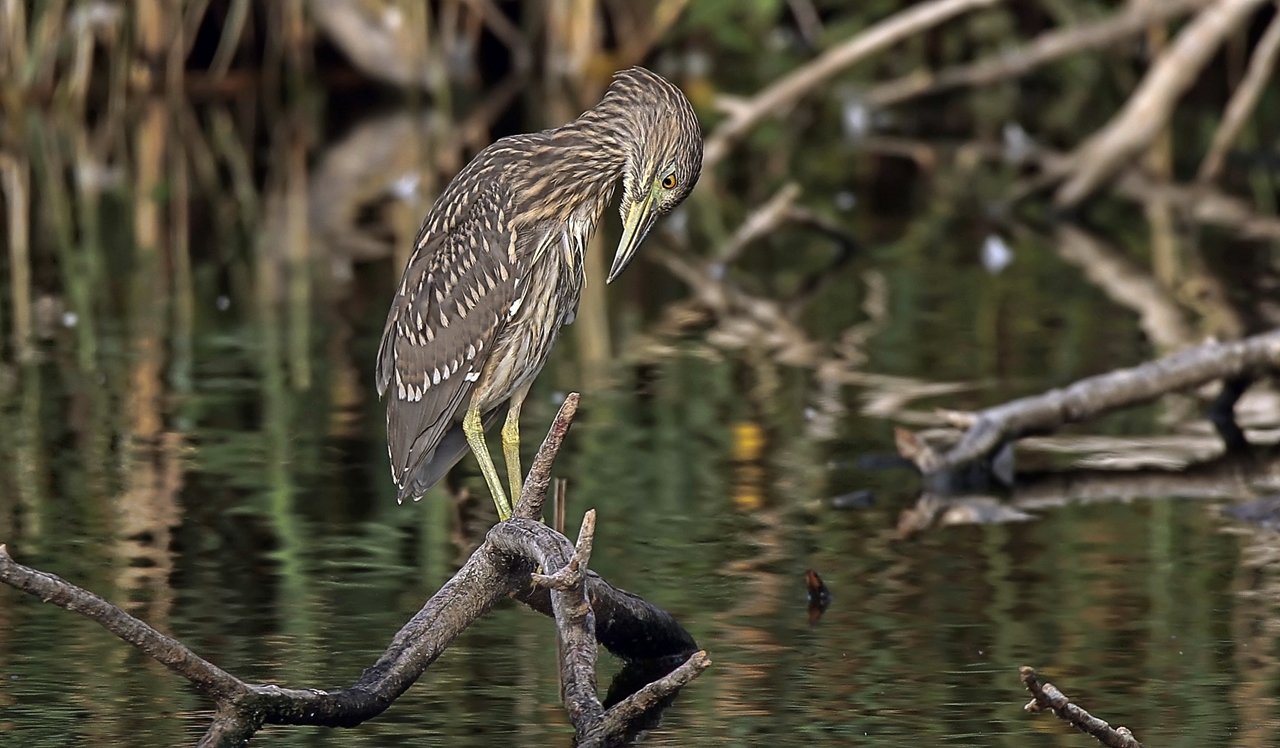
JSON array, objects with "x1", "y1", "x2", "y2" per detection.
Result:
[
  {"x1": 835, "y1": 191, "x2": 857, "y2": 211},
  {"x1": 981, "y1": 234, "x2": 1013, "y2": 274},
  {"x1": 551, "y1": 391, "x2": 567, "y2": 404},
  {"x1": 216, "y1": 295, "x2": 231, "y2": 311},
  {"x1": 61, "y1": 311, "x2": 78, "y2": 328}
]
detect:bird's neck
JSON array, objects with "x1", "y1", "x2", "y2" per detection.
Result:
[{"x1": 514, "y1": 111, "x2": 635, "y2": 227}]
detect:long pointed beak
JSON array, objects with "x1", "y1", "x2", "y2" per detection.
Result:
[{"x1": 607, "y1": 193, "x2": 657, "y2": 284}]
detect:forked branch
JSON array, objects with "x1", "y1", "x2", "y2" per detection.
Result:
[{"x1": 0, "y1": 392, "x2": 707, "y2": 747}]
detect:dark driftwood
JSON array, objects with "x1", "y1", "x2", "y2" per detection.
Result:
[
  {"x1": 1021, "y1": 667, "x2": 1146, "y2": 748},
  {"x1": 0, "y1": 393, "x2": 708, "y2": 747},
  {"x1": 905, "y1": 329, "x2": 1280, "y2": 482}
]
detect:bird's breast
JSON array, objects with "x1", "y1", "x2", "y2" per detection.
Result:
[{"x1": 474, "y1": 213, "x2": 598, "y2": 409}]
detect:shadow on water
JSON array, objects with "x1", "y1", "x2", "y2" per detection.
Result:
[{"x1": 2, "y1": 1, "x2": 1280, "y2": 745}]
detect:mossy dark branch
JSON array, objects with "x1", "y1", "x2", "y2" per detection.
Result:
[{"x1": 0, "y1": 393, "x2": 706, "y2": 747}]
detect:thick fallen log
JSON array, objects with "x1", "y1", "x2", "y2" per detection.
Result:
[
  {"x1": 900, "y1": 329, "x2": 1280, "y2": 485},
  {"x1": 0, "y1": 394, "x2": 709, "y2": 747}
]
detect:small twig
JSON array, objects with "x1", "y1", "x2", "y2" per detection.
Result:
[
  {"x1": 1020, "y1": 667, "x2": 1146, "y2": 748},
  {"x1": 701, "y1": 0, "x2": 1001, "y2": 169},
  {"x1": 1056, "y1": 0, "x2": 1270, "y2": 206},
  {"x1": 514, "y1": 392, "x2": 580, "y2": 520},
  {"x1": 553, "y1": 478, "x2": 568, "y2": 535},
  {"x1": 1197, "y1": 1, "x2": 1280, "y2": 182},
  {"x1": 208, "y1": 0, "x2": 249, "y2": 80}
]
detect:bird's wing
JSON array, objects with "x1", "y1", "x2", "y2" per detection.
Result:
[{"x1": 377, "y1": 183, "x2": 520, "y2": 494}]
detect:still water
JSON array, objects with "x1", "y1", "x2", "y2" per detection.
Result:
[
  {"x1": 1, "y1": 53, "x2": 1279, "y2": 748},
  {"x1": 1, "y1": 194, "x2": 1268, "y2": 747}
]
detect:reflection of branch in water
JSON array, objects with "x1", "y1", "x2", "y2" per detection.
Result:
[
  {"x1": 897, "y1": 447, "x2": 1280, "y2": 535},
  {"x1": 1224, "y1": 508, "x2": 1280, "y2": 746}
]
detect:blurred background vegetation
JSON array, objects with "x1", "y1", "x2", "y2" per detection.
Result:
[{"x1": 1, "y1": 0, "x2": 1279, "y2": 745}]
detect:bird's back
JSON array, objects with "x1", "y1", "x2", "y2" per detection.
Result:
[{"x1": 377, "y1": 172, "x2": 524, "y2": 499}]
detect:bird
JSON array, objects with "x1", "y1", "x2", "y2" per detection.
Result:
[{"x1": 376, "y1": 66, "x2": 703, "y2": 520}]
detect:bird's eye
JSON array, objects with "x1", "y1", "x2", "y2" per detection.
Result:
[{"x1": 661, "y1": 174, "x2": 677, "y2": 190}]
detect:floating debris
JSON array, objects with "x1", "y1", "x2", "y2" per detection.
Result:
[{"x1": 806, "y1": 569, "x2": 832, "y2": 625}]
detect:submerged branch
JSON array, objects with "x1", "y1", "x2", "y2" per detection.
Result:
[{"x1": 1021, "y1": 667, "x2": 1146, "y2": 748}]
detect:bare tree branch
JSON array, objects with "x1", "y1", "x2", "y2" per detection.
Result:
[
  {"x1": 902, "y1": 328, "x2": 1280, "y2": 477},
  {"x1": 1056, "y1": 0, "x2": 1270, "y2": 206},
  {"x1": 1197, "y1": 1, "x2": 1280, "y2": 182},
  {"x1": 0, "y1": 395, "x2": 706, "y2": 747},
  {"x1": 702, "y1": 0, "x2": 1002, "y2": 169},
  {"x1": 865, "y1": 0, "x2": 1214, "y2": 108},
  {"x1": 514, "y1": 392, "x2": 580, "y2": 520}
]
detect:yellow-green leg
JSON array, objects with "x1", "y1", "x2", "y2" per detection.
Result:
[
  {"x1": 503, "y1": 384, "x2": 531, "y2": 502},
  {"x1": 463, "y1": 396, "x2": 512, "y2": 520}
]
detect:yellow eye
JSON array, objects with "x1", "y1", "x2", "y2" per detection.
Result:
[{"x1": 661, "y1": 174, "x2": 677, "y2": 190}]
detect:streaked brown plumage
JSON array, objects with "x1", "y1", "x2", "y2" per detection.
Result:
[{"x1": 376, "y1": 66, "x2": 702, "y2": 517}]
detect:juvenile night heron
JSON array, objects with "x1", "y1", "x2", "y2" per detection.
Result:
[{"x1": 376, "y1": 66, "x2": 702, "y2": 519}]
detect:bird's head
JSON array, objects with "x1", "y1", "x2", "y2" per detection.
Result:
[{"x1": 607, "y1": 67, "x2": 703, "y2": 283}]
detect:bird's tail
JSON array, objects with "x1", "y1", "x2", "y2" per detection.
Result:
[{"x1": 396, "y1": 403, "x2": 509, "y2": 503}]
